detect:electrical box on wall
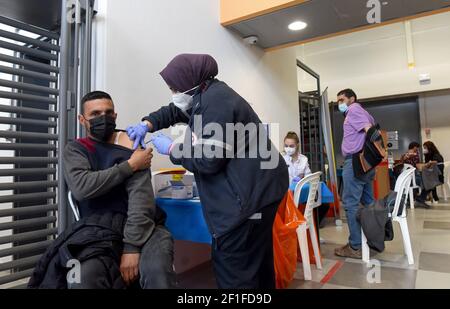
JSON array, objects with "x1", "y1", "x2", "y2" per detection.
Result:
[
  {"x1": 387, "y1": 131, "x2": 399, "y2": 150},
  {"x1": 419, "y1": 73, "x2": 431, "y2": 85}
]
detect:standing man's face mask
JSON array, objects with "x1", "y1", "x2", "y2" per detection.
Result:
[
  {"x1": 172, "y1": 85, "x2": 200, "y2": 112},
  {"x1": 337, "y1": 94, "x2": 354, "y2": 114},
  {"x1": 88, "y1": 114, "x2": 117, "y2": 141},
  {"x1": 338, "y1": 102, "x2": 349, "y2": 114}
]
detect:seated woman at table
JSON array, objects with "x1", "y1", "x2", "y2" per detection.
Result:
[
  {"x1": 283, "y1": 131, "x2": 312, "y2": 184},
  {"x1": 415, "y1": 141, "x2": 445, "y2": 208}
]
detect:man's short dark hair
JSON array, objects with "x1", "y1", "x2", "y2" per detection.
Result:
[
  {"x1": 337, "y1": 89, "x2": 357, "y2": 101},
  {"x1": 408, "y1": 142, "x2": 420, "y2": 150},
  {"x1": 81, "y1": 91, "x2": 113, "y2": 114}
]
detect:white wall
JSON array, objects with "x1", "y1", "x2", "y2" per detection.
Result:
[
  {"x1": 297, "y1": 12, "x2": 450, "y2": 99},
  {"x1": 94, "y1": 0, "x2": 299, "y2": 172},
  {"x1": 419, "y1": 90, "x2": 450, "y2": 163},
  {"x1": 94, "y1": 0, "x2": 299, "y2": 273},
  {"x1": 297, "y1": 11, "x2": 450, "y2": 163}
]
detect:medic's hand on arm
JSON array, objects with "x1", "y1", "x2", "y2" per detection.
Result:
[
  {"x1": 122, "y1": 169, "x2": 156, "y2": 253},
  {"x1": 142, "y1": 103, "x2": 190, "y2": 133},
  {"x1": 62, "y1": 143, "x2": 152, "y2": 201},
  {"x1": 169, "y1": 103, "x2": 231, "y2": 175}
]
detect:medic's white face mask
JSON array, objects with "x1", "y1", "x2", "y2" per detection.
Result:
[{"x1": 172, "y1": 85, "x2": 200, "y2": 112}]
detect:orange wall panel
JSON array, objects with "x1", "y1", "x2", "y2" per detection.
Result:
[{"x1": 220, "y1": 0, "x2": 308, "y2": 25}]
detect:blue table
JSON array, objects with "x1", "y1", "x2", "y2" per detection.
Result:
[
  {"x1": 289, "y1": 182, "x2": 335, "y2": 204},
  {"x1": 156, "y1": 198, "x2": 212, "y2": 244},
  {"x1": 156, "y1": 183, "x2": 334, "y2": 245}
]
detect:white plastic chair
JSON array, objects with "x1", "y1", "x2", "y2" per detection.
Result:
[
  {"x1": 437, "y1": 161, "x2": 450, "y2": 201},
  {"x1": 362, "y1": 168, "x2": 415, "y2": 265},
  {"x1": 293, "y1": 172, "x2": 323, "y2": 281},
  {"x1": 402, "y1": 164, "x2": 420, "y2": 210},
  {"x1": 68, "y1": 191, "x2": 80, "y2": 221}
]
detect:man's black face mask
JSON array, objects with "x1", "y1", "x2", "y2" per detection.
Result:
[{"x1": 88, "y1": 114, "x2": 116, "y2": 141}]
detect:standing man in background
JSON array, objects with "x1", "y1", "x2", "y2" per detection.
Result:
[{"x1": 335, "y1": 89, "x2": 378, "y2": 259}]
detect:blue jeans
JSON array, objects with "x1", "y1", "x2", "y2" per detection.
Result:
[
  {"x1": 342, "y1": 158, "x2": 375, "y2": 250},
  {"x1": 139, "y1": 226, "x2": 177, "y2": 289}
]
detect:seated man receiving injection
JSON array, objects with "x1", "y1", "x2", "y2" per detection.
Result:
[{"x1": 29, "y1": 91, "x2": 176, "y2": 289}]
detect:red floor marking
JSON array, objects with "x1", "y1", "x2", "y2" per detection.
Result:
[{"x1": 320, "y1": 260, "x2": 345, "y2": 285}]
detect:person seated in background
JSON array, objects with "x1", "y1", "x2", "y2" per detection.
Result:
[
  {"x1": 393, "y1": 141, "x2": 422, "y2": 189},
  {"x1": 401, "y1": 142, "x2": 421, "y2": 168},
  {"x1": 29, "y1": 91, "x2": 176, "y2": 289},
  {"x1": 415, "y1": 141, "x2": 445, "y2": 208},
  {"x1": 284, "y1": 133, "x2": 330, "y2": 228},
  {"x1": 283, "y1": 131, "x2": 312, "y2": 184}
]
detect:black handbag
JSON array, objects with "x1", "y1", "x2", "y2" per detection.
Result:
[{"x1": 352, "y1": 124, "x2": 386, "y2": 180}]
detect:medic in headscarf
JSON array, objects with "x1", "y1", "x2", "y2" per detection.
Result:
[{"x1": 126, "y1": 54, "x2": 288, "y2": 289}]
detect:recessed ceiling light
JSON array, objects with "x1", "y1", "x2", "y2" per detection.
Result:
[{"x1": 288, "y1": 21, "x2": 307, "y2": 31}]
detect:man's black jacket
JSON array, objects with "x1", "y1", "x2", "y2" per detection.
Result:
[{"x1": 28, "y1": 212, "x2": 126, "y2": 289}]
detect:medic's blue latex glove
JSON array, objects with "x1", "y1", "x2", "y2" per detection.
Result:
[
  {"x1": 126, "y1": 122, "x2": 149, "y2": 150},
  {"x1": 150, "y1": 133, "x2": 174, "y2": 156}
]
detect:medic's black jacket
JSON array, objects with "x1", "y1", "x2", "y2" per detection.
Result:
[{"x1": 144, "y1": 79, "x2": 289, "y2": 239}]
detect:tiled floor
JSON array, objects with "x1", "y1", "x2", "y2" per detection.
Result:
[
  {"x1": 419, "y1": 252, "x2": 450, "y2": 273},
  {"x1": 423, "y1": 221, "x2": 450, "y2": 230},
  {"x1": 415, "y1": 270, "x2": 450, "y2": 289},
  {"x1": 298, "y1": 200, "x2": 450, "y2": 289},
  {"x1": 177, "y1": 201, "x2": 450, "y2": 289}
]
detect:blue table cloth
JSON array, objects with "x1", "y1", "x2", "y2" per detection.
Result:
[
  {"x1": 156, "y1": 183, "x2": 334, "y2": 245},
  {"x1": 156, "y1": 198, "x2": 212, "y2": 244},
  {"x1": 289, "y1": 182, "x2": 335, "y2": 204}
]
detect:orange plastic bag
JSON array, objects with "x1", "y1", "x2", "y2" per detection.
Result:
[{"x1": 273, "y1": 191, "x2": 306, "y2": 289}]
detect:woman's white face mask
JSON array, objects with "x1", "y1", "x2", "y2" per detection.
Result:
[
  {"x1": 172, "y1": 85, "x2": 200, "y2": 112},
  {"x1": 285, "y1": 146, "x2": 296, "y2": 156}
]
